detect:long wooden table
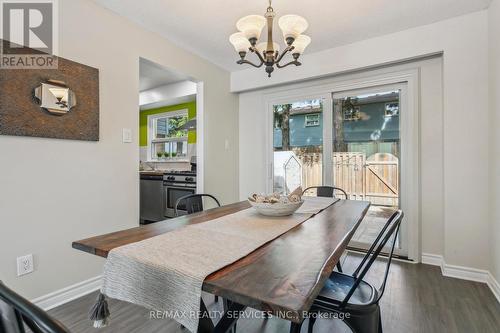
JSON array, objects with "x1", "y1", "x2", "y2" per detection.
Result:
[{"x1": 73, "y1": 199, "x2": 370, "y2": 331}]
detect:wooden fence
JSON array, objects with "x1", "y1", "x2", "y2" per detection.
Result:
[{"x1": 297, "y1": 152, "x2": 399, "y2": 207}]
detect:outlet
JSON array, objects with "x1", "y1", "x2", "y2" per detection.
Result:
[{"x1": 17, "y1": 254, "x2": 34, "y2": 276}]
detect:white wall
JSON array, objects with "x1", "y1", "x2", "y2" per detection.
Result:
[
  {"x1": 0, "y1": 0, "x2": 238, "y2": 299},
  {"x1": 238, "y1": 11, "x2": 490, "y2": 271},
  {"x1": 489, "y1": 0, "x2": 500, "y2": 282}
]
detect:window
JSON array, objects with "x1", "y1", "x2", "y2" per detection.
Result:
[
  {"x1": 385, "y1": 102, "x2": 399, "y2": 117},
  {"x1": 305, "y1": 114, "x2": 320, "y2": 127},
  {"x1": 148, "y1": 110, "x2": 189, "y2": 161}
]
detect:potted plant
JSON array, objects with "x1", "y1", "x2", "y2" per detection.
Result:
[
  {"x1": 163, "y1": 151, "x2": 170, "y2": 159},
  {"x1": 156, "y1": 152, "x2": 163, "y2": 160},
  {"x1": 171, "y1": 152, "x2": 177, "y2": 159}
]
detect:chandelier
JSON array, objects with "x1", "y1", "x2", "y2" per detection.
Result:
[{"x1": 229, "y1": 0, "x2": 310, "y2": 77}]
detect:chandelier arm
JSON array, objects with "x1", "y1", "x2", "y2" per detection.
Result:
[
  {"x1": 276, "y1": 60, "x2": 302, "y2": 69},
  {"x1": 237, "y1": 59, "x2": 264, "y2": 68},
  {"x1": 275, "y1": 46, "x2": 295, "y2": 65},
  {"x1": 250, "y1": 47, "x2": 267, "y2": 64}
]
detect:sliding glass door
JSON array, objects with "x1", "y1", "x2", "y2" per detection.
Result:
[
  {"x1": 269, "y1": 84, "x2": 408, "y2": 257},
  {"x1": 272, "y1": 99, "x2": 323, "y2": 195},
  {"x1": 332, "y1": 87, "x2": 404, "y2": 256}
]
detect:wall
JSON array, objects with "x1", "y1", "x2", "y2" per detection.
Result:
[
  {"x1": 0, "y1": 0, "x2": 238, "y2": 299},
  {"x1": 489, "y1": 0, "x2": 500, "y2": 283},
  {"x1": 239, "y1": 57, "x2": 445, "y2": 258}
]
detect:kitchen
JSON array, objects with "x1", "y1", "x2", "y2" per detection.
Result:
[{"x1": 138, "y1": 58, "x2": 200, "y2": 223}]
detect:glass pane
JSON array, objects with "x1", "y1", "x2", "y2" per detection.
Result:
[
  {"x1": 171, "y1": 141, "x2": 188, "y2": 159},
  {"x1": 154, "y1": 115, "x2": 188, "y2": 139},
  {"x1": 152, "y1": 140, "x2": 188, "y2": 160},
  {"x1": 152, "y1": 142, "x2": 170, "y2": 160},
  {"x1": 333, "y1": 90, "x2": 401, "y2": 249},
  {"x1": 155, "y1": 118, "x2": 168, "y2": 138},
  {"x1": 273, "y1": 99, "x2": 323, "y2": 195},
  {"x1": 167, "y1": 115, "x2": 188, "y2": 138}
]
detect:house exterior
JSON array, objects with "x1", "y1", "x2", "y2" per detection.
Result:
[{"x1": 273, "y1": 92, "x2": 400, "y2": 152}]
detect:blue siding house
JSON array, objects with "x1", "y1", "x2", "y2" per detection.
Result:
[{"x1": 274, "y1": 95, "x2": 399, "y2": 148}]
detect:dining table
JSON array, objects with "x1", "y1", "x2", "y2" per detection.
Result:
[{"x1": 72, "y1": 199, "x2": 370, "y2": 333}]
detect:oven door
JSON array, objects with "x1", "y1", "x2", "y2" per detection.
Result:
[{"x1": 164, "y1": 183, "x2": 196, "y2": 218}]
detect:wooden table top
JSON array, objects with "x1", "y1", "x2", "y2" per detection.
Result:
[{"x1": 72, "y1": 199, "x2": 370, "y2": 323}]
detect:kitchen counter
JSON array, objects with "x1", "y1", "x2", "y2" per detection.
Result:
[{"x1": 140, "y1": 170, "x2": 166, "y2": 176}]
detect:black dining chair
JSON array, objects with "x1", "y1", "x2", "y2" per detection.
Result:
[
  {"x1": 302, "y1": 186, "x2": 348, "y2": 273},
  {"x1": 174, "y1": 193, "x2": 222, "y2": 305},
  {"x1": 293, "y1": 210, "x2": 403, "y2": 333},
  {"x1": 0, "y1": 281, "x2": 71, "y2": 333},
  {"x1": 174, "y1": 193, "x2": 221, "y2": 217},
  {"x1": 302, "y1": 186, "x2": 348, "y2": 200}
]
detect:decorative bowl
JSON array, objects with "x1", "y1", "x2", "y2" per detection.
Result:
[{"x1": 248, "y1": 199, "x2": 304, "y2": 217}]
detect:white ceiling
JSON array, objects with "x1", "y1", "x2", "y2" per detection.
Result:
[
  {"x1": 139, "y1": 58, "x2": 192, "y2": 91},
  {"x1": 97, "y1": 0, "x2": 491, "y2": 72}
]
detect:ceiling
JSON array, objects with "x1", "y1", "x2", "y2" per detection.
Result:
[
  {"x1": 97, "y1": 0, "x2": 491, "y2": 72},
  {"x1": 139, "y1": 58, "x2": 192, "y2": 91}
]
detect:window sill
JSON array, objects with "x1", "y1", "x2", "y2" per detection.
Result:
[{"x1": 147, "y1": 160, "x2": 189, "y2": 163}]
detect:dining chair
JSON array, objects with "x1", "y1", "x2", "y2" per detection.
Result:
[
  {"x1": 174, "y1": 193, "x2": 222, "y2": 305},
  {"x1": 302, "y1": 186, "x2": 348, "y2": 273},
  {"x1": 174, "y1": 193, "x2": 221, "y2": 217},
  {"x1": 297, "y1": 210, "x2": 403, "y2": 333},
  {"x1": 302, "y1": 186, "x2": 348, "y2": 200},
  {"x1": 0, "y1": 281, "x2": 71, "y2": 333}
]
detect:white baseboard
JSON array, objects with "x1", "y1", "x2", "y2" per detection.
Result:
[
  {"x1": 421, "y1": 253, "x2": 499, "y2": 304},
  {"x1": 421, "y1": 253, "x2": 443, "y2": 266},
  {"x1": 32, "y1": 275, "x2": 102, "y2": 311},
  {"x1": 488, "y1": 272, "x2": 500, "y2": 304}
]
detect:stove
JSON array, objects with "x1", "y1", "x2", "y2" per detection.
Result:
[{"x1": 163, "y1": 170, "x2": 197, "y2": 218}]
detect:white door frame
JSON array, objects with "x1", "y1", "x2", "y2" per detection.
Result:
[
  {"x1": 196, "y1": 81, "x2": 204, "y2": 194},
  {"x1": 263, "y1": 69, "x2": 421, "y2": 261}
]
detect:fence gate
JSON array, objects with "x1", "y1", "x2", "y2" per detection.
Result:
[{"x1": 333, "y1": 152, "x2": 399, "y2": 207}]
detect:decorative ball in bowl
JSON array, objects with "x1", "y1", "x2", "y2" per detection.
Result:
[{"x1": 248, "y1": 187, "x2": 304, "y2": 217}]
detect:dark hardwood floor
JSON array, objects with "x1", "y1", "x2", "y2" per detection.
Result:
[{"x1": 48, "y1": 253, "x2": 500, "y2": 333}]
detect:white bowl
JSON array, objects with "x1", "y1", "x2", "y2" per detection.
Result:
[{"x1": 248, "y1": 200, "x2": 304, "y2": 217}]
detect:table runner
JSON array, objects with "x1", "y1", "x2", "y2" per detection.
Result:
[{"x1": 94, "y1": 197, "x2": 337, "y2": 332}]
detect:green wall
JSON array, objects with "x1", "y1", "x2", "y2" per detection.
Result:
[{"x1": 139, "y1": 101, "x2": 196, "y2": 146}]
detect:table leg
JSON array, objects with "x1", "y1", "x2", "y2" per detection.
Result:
[
  {"x1": 290, "y1": 322, "x2": 303, "y2": 333},
  {"x1": 197, "y1": 298, "x2": 215, "y2": 333}
]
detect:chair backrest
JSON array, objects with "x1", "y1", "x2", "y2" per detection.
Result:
[
  {"x1": 340, "y1": 210, "x2": 404, "y2": 308},
  {"x1": 0, "y1": 282, "x2": 70, "y2": 333},
  {"x1": 174, "y1": 194, "x2": 221, "y2": 217},
  {"x1": 302, "y1": 186, "x2": 348, "y2": 199}
]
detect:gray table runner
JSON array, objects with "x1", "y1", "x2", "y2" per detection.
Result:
[{"x1": 98, "y1": 197, "x2": 337, "y2": 332}]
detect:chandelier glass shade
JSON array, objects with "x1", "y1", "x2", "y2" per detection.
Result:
[{"x1": 229, "y1": 1, "x2": 310, "y2": 77}]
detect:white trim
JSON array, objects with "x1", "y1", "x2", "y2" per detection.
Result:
[
  {"x1": 196, "y1": 82, "x2": 204, "y2": 194},
  {"x1": 421, "y1": 253, "x2": 443, "y2": 266},
  {"x1": 32, "y1": 275, "x2": 102, "y2": 311},
  {"x1": 421, "y1": 253, "x2": 500, "y2": 304},
  {"x1": 487, "y1": 272, "x2": 500, "y2": 304}
]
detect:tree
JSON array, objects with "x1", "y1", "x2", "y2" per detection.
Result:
[{"x1": 274, "y1": 104, "x2": 292, "y2": 150}]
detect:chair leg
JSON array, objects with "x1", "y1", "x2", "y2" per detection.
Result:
[
  {"x1": 343, "y1": 305, "x2": 380, "y2": 333},
  {"x1": 378, "y1": 310, "x2": 383, "y2": 333},
  {"x1": 308, "y1": 316, "x2": 316, "y2": 333},
  {"x1": 336, "y1": 262, "x2": 343, "y2": 272},
  {"x1": 290, "y1": 322, "x2": 302, "y2": 333}
]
